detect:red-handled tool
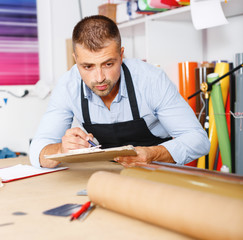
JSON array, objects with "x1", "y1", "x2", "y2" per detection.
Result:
[{"x1": 70, "y1": 201, "x2": 91, "y2": 221}]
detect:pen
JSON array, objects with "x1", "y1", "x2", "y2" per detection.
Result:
[
  {"x1": 79, "y1": 205, "x2": 95, "y2": 221},
  {"x1": 70, "y1": 201, "x2": 91, "y2": 221},
  {"x1": 88, "y1": 139, "x2": 97, "y2": 147}
]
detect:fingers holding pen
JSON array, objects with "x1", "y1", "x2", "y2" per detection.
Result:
[{"x1": 61, "y1": 127, "x2": 94, "y2": 153}]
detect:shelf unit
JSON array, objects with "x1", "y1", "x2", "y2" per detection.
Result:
[
  {"x1": 118, "y1": 0, "x2": 243, "y2": 87},
  {"x1": 119, "y1": 0, "x2": 243, "y2": 27}
]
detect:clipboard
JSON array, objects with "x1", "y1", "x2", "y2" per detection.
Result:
[{"x1": 44, "y1": 145, "x2": 137, "y2": 163}]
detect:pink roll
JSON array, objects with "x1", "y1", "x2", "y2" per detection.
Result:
[{"x1": 147, "y1": 0, "x2": 171, "y2": 9}]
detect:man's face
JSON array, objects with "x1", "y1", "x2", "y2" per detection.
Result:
[{"x1": 73, "y1": 41, "x2": 124, "y2": 98}]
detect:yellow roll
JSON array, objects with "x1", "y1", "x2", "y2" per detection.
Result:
[
  {"x1": 87, "y1": 171, "x2": 243, "y2": 240},
  {"x1": 197, "y1": 62, "x2": 229, "y2": 170}
]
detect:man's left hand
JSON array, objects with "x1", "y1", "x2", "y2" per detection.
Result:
[{"x1": 114, "y1": 145, "x2": 175, "y2": 168}]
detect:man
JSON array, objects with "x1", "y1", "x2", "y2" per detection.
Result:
[{"x1": 30, "y1": 15, "x2": 210, "y2": 168}]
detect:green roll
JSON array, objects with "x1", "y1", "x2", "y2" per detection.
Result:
[{"x1": 207, "y1": 73, "x2": 232, "y2": 172}]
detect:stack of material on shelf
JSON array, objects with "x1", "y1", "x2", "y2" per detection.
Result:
[
  {"x1": 116, "y1": 1, "x2": 141, "y2": 23},
  {"x1": 99, "y1": 0, "x2": 189, "y2": 24},
  {"x1": 98, "y1": 3, "x2": 118, "y2": 23}
]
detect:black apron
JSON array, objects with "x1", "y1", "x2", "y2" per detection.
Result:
[{"x1": 81, "y1": 63, "x2": 171, "y2": 149}]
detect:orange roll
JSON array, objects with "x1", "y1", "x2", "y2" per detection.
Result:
[{"x1": 178, "y1": 61, "x2": 198, "y2": 112}]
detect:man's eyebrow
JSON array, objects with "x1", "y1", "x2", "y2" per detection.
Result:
[
  {"x1": 80, "y1": 58, "x2": 117, "y2": 66},
  {"x1": 103, "y1": 58, "x2": 117, "y2": 63},
  {"x1": 80, "y1": 62, "x2": 93, "y2": 66}
]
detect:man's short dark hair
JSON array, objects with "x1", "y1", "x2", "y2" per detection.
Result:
[{"x1": 72, "y1": 15, "x2": 121, "y2": 53}]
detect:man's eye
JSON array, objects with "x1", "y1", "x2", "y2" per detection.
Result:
[
  {"x1": 84, "y1": 65, "x2": 92, "y2": 70},
  {"x1": 106, "y1": 62, "x2": 113, "y2": 67}
]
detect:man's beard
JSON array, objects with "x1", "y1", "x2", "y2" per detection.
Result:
[{"x1": 91, "y1": 79, "x2": 116, "y2": 97}]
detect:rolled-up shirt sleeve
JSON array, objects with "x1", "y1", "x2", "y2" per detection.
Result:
[
  {"x1": 150, "y1": 71, "x2": 210, "y2": 164},
  {"x1": 29, "y1": 76, "x2": 75, "y2": 168}
]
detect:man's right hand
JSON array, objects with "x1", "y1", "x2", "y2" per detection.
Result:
[
  {"x1": 61, "y1": 127, "x2": 94, "y2": 153},
  {"x1": 39, "y1": 127, "x2": 94, "y2": 168}
]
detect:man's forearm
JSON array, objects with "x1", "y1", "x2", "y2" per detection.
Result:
[
  {"x1": 39, "y1": 143, "x2": 62, "y2": 168},
  {"x1": 148, "y1": 145, "x2": 175, "y2": 163}
]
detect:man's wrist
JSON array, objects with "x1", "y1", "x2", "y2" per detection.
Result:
[
  {"x1": 149, "y1": 145, "x2": 175, "y2": 163},
  {"x1": 39, "y1": 143, "x2": 62, "y2": 168}
]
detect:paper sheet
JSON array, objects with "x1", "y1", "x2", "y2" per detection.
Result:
[
  {"x1": 191, "y1": 0, "x2": 228, "y2": 30},
  {"x1": 0, "y1": 164, "x2": 68, "y2": 183}
]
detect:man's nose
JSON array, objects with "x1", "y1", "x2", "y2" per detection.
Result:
[{"x1": 96, "y1": 68, "x2": 105, "y2": 83}]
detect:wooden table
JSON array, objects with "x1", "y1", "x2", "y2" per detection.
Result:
[{"x1": 0, "y1": 157, "x2": 192, "y2": 240}]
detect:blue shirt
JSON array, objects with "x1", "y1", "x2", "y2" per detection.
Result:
[{"x1": 29, "y1": 58, "x2": 210, "y2": 167}]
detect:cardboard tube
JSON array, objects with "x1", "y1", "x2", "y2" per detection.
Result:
[
  {"x1": 207, "y1": 73, "x2": 231, "y2": 172},
  {"x1": 87, "y1": 171, "x2": 243, "y2": 240},
  {"x1": 120, "y1": 167, "x2": 243, "y2": 200}
]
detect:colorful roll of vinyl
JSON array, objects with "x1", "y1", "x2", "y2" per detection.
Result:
[
  {"x1": 138, "y1": 0, "x2": 167, "y2": 11},
  {"x1": 190, "y1": 66, "x2": 213, "y2": 168},
  {"x1": 87, "y1": 171, "x2": 243, "y2": 240},
  {"x1": 177, "y1": 0, "x2": 190, "y2": 6},
  {"x1": 147, "y1": 0, "x2": 171, "y2": 9},
  {"x1": 160, "y1": 0, "x2": 180, "y2": 7},
  {"x1": 198, "y1": 62, "x2": 230, "y2": 170},
  {"x1": 200, "y1": 62, "x2": 215, "y2": 68},
  {"x1": 197, "y1": 156, "x2": 206, "y2": 169},
  {"x1": 235, "y1": 53, "x2": 243, "y2": 175},
  {"x1": 178, "y1": 61, "x2": 198, "y2": 113},
  {"x1": 215, "y1": 90, "x2": 231, "y2": 171},
  {"x1": 207, "y1": 73, "x2": 231, "y2": 172},
  {"x1": 229, "y1": 62, "x2": 236, "y2": 173}
]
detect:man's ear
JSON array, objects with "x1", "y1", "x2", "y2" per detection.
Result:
[
  {"x1": 120, "y1": 47, "x2": 125, "y2": 60},
  {"x1": 72, "y1": 53, "x2": 77, "y2": 63}
]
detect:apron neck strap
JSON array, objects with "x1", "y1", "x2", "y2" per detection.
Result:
[
  {"x1": 81, "y1": 81, "x2": 91, "y2": 124},
  {"x1": 122, "y1": 63, "x2": 140, "y2": 120}
]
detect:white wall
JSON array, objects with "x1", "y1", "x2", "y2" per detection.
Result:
[
  {"x1": 0, "y1": 86, "x2": 50, "y2": 153},
  {"x1": 206, "y1": 15, "x2": 243, "y2": 63},
  {"x1": 146, "y1": 20, "x2": 203, "y2": 88}
]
